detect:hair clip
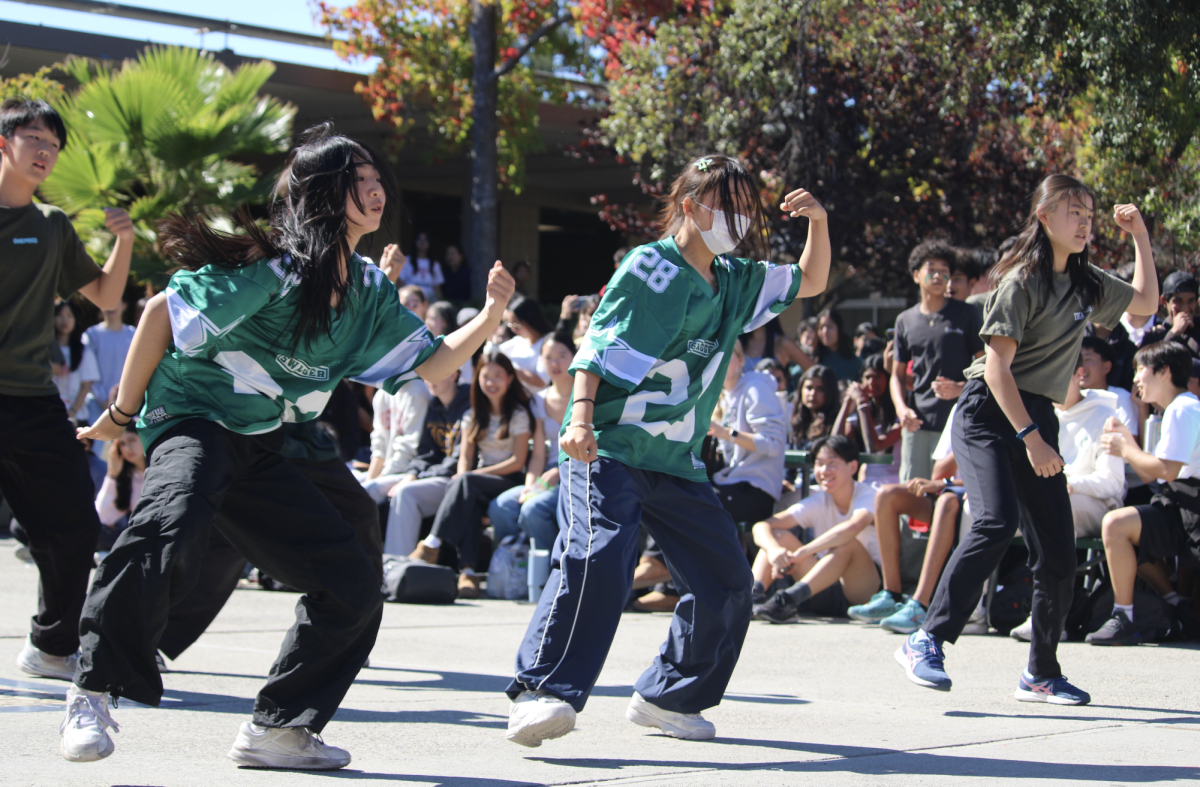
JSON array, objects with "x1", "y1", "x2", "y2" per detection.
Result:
[{"x1": 695, "y1": 157, "x2": 713, "y2": 172}]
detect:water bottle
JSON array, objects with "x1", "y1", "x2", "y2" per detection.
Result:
[
  {"x1": 1143, "y1": 413, "x2": 1162, "y2": 456},
  {"x1": 527, "y1": 538, "x2": 552, "y2": 602}
]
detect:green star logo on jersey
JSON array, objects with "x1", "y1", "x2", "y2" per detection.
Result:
[{"x1": 583, "y1": 319, "x2": 656, "y2": 385}]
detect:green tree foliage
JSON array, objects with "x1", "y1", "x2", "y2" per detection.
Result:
[
  {"x1": 0, "y1": 66, "x2": 66, "y2": 104},
  {"x1": 599, "y1": 0, "x2": 1086, "y2": 298},
  {"x1": 38, "y1": 46, "x2": 294, "y2": 280}
]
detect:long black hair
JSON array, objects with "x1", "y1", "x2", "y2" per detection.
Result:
[
  {"x1": 468, "y1": 351, "x2": 532, "y2": 445},
  {"x1": 509, "y1": 296, "x2": 553, "y2": 338},
  {"x1": 989, "y1": 174, "x2": 1104, "y2": 310},
  {"x1": 816, "y1": 308, "x2": 854, "y2": 358},
  {"x1": 114, "y1": 423, "x2": 140, "y2": 513},
  {"x1": 54, "y1": 301, "x2": 86, "y2": 372},
  {"x1": 792, "y1": 364, "x2": 840, "y2": 445},
  {"x1": 156, "y1": 122, "x2": 399, "y2": 350}
]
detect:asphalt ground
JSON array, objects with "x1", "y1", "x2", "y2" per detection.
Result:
[{"x1": 2, "y1": 551, "x2": 1198, "y2": 786}]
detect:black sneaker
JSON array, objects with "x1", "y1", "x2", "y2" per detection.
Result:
[
  {"x1": 753, "y1": 592, "x2": 801, "y2": 624},
  {"x1": 1085, "y1": 610, "x2": 1140, "y2": 646}
]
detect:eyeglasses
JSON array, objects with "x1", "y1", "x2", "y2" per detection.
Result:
[{"x1": 507, "y1": 321, "x2": 522, "y2": 331}]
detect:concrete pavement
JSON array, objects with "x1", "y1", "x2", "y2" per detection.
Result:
[{"x1": 2, "y1": 551, "x2": 1198, "y2": 786}]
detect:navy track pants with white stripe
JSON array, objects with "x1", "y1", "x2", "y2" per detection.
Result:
[{"x1": 508, "y1": 457, "x2": 752, "y2": 714}]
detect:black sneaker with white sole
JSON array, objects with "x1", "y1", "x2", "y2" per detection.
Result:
[
  {"x1": 1085, "y1": 610, "x2": 1140, "y2": 646},
  {"x1": 753, "y1": 592, "x2": 801, "y2": 624}
]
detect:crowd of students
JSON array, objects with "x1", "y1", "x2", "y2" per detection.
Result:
[{"x1": 2, "y1": 92, "x2": 1199, "y2": 768}]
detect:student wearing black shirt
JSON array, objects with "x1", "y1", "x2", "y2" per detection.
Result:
[
  {"x1": 891, "y1": 239, "x2": 984, "y2": 483},
  {"x1": 0, "y1": 99, "x2": 134, "y2": 682},
  {"x1": 1138, "y1": 271, "x2": 1200, "y2": 360}
]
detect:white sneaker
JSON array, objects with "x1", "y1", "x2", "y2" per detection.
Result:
[
  {"x1": 227, "y1": 722, "x2": 351, "y2": 770},
  {"x1": 626, "y1": 692, "x2": 715, "y2": 741},
  {"x1": 506, "y1": 690, "x2": 576, "y2": 748},
  {"x1": 17, "y1": 635, "x2": 79, "y2": 681},
  {"x1": 60, "y1": 685, "x2": 119, "y2": 762},
  {"x1": 1010, "y1": 617, "x2": 1065, "y2": 642},
  {"x1": 13, "y1": 544, "x2": 34, "y2": 564},
  {"x1": 155, "y1": 652, "x2": 169, "y2": 673}
]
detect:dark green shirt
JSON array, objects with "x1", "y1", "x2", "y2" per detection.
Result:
[
  {"x1": 0, "y1": 203, "x2": 100, "y2": 396},
  {"x1": 965, "y1": 265, "x2": 1134, "y2": 403}
]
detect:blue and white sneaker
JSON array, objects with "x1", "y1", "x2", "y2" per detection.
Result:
[
  {"x1": 848, "y1": 590, "x2": 904, "y2": 623},
  {"x1": 1014, "y1": 673, "x2": 1090, "y2": 706},
  {"x1": 880, "y1": 598, "x2": 926, "y2": 635},
  {"x1": 895, "y1": 630, "x2": 951, "y2": 691}
]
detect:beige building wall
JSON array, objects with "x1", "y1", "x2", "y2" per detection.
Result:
[{"x1": 499, "y1": 201, "x2": 541, "y2": 298}]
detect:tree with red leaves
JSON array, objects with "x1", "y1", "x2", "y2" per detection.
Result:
[{"x1": 317, "y1": 0, "x2": 712, "y2": 295}]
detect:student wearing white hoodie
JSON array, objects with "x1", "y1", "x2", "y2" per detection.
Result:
[
  {"x1": 361, "y1": 380, "x2": 432, "y2": 503},
  {"x1": 1056, "y1": 355, "x2": 1126, "y2": 538}
]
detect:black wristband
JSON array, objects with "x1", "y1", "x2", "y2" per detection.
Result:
[
  {"x1": 111, "y1": 401, "x2": 137, "y2": 419},
  {"x1": 573, "y1": 398, "x2": 595, "y2": 406},
  {"x1": 108, "y1": 402, "x2": 133, "y2": 427}
]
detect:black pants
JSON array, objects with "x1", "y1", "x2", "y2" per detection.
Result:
[
  {"x1": 76, "y1": 419, "x2": 383, "y2": 732},
  {"x1": 926, "y1": 379, "x2": 1075, "y2": 679},
  {"x1": 430, "y1": 471, "x2": 521, "y2": 569},
  {"x1": 713, "y1": 481, "x2": 776, "y2": 525},
  {"x1": 159, "y1": 457, "x2": 383, "y2": 660},
  {"x1": 0, "y1": 394, "x2": 100, "y2": 657}
]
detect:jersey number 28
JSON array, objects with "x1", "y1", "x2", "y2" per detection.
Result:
[{"x1": 630, "y1": 250, "x2": 679, "y2": 294}]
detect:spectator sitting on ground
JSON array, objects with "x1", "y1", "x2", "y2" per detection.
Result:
[
  {"x1": 751, "y1": 435, "x2": 882, "y2": 623},
  {"x1": 441, "y1": 244, "x2": 471, "y2": 301},
  {"x1": 381, "y1": 370, "x2": 471, "y2": 557},
  {"x1": 1079, "y1": 335, "x2": 1140, "y2": 442},
  {"x1": 95, "y1": 424, "x2": 144, "y2": 553},
  {"x1": 1138, "y1": 270, "x2": 1200, "y2": 359},
  {"x1": 739, "y1": 317, "x2": 807, "y2": 371},
  {"x1": 791, "y1": 309, "x2": 862, "y2": 382},
  {"x1": 399, "y1": 284, "x2": 428, "y2": 321},
  {"x1": 399, "y1": 231, "x2": 444, "y2": 301},
  {"x1": 52, "y1": 301, "x2": 99, "y2": 423},
  {"x1": 427, "y1": 300, "x2": 472, "y2": 383},
  {"x1": 489, "y1": 332, "x2": 575, "y2": 552},
  {"x1": 833, "y1": 354, "x2": 902, "y2": 482},
  {"x1": 755, "y1": 358, "x2": 792, "y2": 423},
  {"x1": 847, "y1": 448, "x2": 966, "y2": 635},
  {"x1": 790, "y1": 364, "x2": 840, "y2": 452},
  {"x1": 854, "y1": 322, "x2": 879, "y2": 356},
  {"x1": 708, "y1": 340, "x2": 789, "y2": 530},
  {"x1": 361, "y1": 377, "x2": 432, "y2": 504},
  {"x1": 501, "y1": 296, "x2": 553, "y2": 393},
  {"x1": 410, "y1": 351, "x2": 531, "y2": 599},
  {"x1": 1091, "y1": 341, "x2": 1200, "y2": 645},
  {"x1": 557, "y1": 293, "x2": 600, "y2": 344}
]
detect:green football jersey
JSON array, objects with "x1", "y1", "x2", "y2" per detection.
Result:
[
  {"x1": 566, "y1": 237, "x2": 802, "y2": 481},
  {"x1": 138, "y1": 254, "x2": 441, "y2": 450}
]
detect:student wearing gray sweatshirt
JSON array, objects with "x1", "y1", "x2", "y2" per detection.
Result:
[{"x1": 708, "y1": 341, "x2": 789, "y2": 525}]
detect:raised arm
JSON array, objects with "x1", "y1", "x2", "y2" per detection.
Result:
[
  {"x1": 77, "y1": 292, "x2": 171, "y2": 442},
  {"x1": 778, "y1": 189, "x2": 831, "y2": 298},
  {"x1": 77, "y1": 208, "x2": 135, "y2": 311},
  {"x1": 1115, "y1": 205, "x2": 1159, "y2": 317},
  {"x1": 416, "y1": 261, "x2": 515, "y2": 383}
]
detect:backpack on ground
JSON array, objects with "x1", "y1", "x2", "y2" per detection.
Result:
[
  {"x1": 486, "y1": 536, "x2": 529, "y2": 600},
  {"x1": 988, "y1": 564, "x2": 1033, "y2": 634},
  {"x1": 383, "y1": 556, "x2": 457, "y2": 604}
]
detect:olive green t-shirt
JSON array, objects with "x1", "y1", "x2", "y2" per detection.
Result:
[
  {"x1": 965, "y1": 265, "x2": 1134, "y2": 403},
  {"x1": 0, "y1": 203, "x2": 100, "y2": 396}
]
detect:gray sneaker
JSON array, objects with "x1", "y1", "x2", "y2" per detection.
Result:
[
  {"x1": 227, "y1": 722, "x2": 351, "y2": 769},
  {"x1": 17, "y1": 635, "x2": 79, "y2": 681}
]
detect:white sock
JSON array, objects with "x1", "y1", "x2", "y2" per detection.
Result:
[
  {"x1": 423, "y1": 535, "x2": 442, "y2": 549},
  {"x1": 1163, "y1": 592, "x2": 1183, "y2": 606},
  {"x1": 1114, "y1": 603, "x2": 1134, "y2": 622}
]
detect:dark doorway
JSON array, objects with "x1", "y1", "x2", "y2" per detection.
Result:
[
  {"x1": 538, "y1": 208, "x2": 625, "y2": 303},
  {"x1": 401, "y1": 191, "x2": 463, "y2": 262}
]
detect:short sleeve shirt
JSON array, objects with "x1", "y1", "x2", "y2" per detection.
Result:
[
  {"x1": 783, "y1": 481, "x2": 879, "y2": 564},
  {"x1": 0, "y1": 203, "x2": 100, "y2": 396},
  {"x1": 139, "y1": 255, "x2": 441, "y2": 449},
  {"x1": 463, "y1": 407, "x2": 531, "y2": 468},
  {"x1": 964, "y1": 266, "x2": 1134, "y2": 403},
  {"x1": 1156, "y1": 392, "x2": 1200, "y2": 483},
  {"x1": 566, "y1": 238, "x2": 802, "y2": 481},
  {"x1": 893, "y1": 299, "x2": 984, "y2": 431}
]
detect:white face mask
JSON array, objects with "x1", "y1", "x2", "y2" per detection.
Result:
[{"x1": 691, "y1": 201, "x2": 750, "y2": 256}]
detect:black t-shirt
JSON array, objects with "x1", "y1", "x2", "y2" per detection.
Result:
[
  {"x1": 1140, "y1": 321, "x2": 1200, "y2": 360},
  {"x1": 894, "y1": 299, "x2": 984, "y2": 431}
]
